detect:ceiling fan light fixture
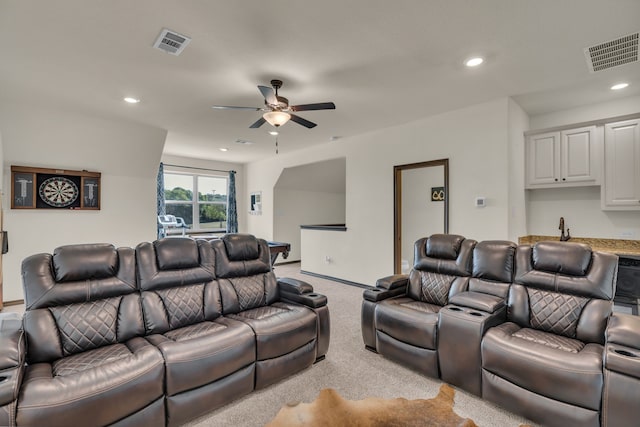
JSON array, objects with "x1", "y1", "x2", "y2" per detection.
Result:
[{"x1": 263, "y1": 111, "x2": 291, "y2": 127}]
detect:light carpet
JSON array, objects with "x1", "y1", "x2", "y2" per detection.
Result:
[{"x1": 184, "y1": 263, "x2": 537, "y2": 427}]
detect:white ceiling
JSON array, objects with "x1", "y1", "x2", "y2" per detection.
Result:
[{"x1": 1, "y1": 1, "x2": 639, "y2": 164}]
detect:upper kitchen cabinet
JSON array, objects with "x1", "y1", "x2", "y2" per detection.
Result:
[
  {"x1": 602, "y1": 118, "x2": 640, "y2": 210},
  {"x1": 526, "y1": 126, "x2": 599, "y2": 189}
]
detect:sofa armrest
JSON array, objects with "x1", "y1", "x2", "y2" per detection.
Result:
[
  {"x1": 606, "y1": 312, "x2": 640, "y2": 349},
  {"x1": 375, "y1": 274, "x2": 409, "y2": 290},
  {"x1": 363, "y1": 274, "x2": 408, "y2": 302},
  {"x1": 605, "y1": 313, "x2": 640, "y2": 380},
  {"x1": 449, "y1": 291, "x2": 505, "y2": 314},
  {"x1": 278, "y1": 277, "x2": 327, "y2": 308},
  {"x1": 0, "y1": 314, "x2": 25, "y2": 407}
]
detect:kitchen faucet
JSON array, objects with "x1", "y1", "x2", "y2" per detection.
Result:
[{"x1": 559, "y1": 217, "x2": 571, "y2": 241}]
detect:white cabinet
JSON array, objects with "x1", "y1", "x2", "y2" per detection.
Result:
[
  {"x1": 526, "y1": 126, "x2": 598, "y2": 189},
  {"x1": 602, "y1": 119, "x2": 640, "y2": 210}
]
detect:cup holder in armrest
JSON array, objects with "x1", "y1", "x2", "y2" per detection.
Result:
[
  {"x1": 448, "y1": 306, "x2": 463, "y2": 312},
  {"x1": 614, "y1": 349, "x2": 638, "y2": 358},
  {"x1": 371, "y1": 289, "x2": 382, "y2": 292},
  {"x1": 0, "y1": 376, "x2": 7, "y2": 384},
  {"x1": 469, "y1": 311, "x2": 485, "y2": 317},
  {"x1": 307, "y1": 293, "x2": 319, "y2": 297}
]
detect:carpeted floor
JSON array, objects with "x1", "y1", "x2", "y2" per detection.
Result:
[{"x1": 185, "y1": 263, "x2": 537, "y2": 427}]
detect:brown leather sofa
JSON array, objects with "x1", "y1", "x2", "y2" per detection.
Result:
[
  {"x1": 362, "y1": 234, "x2": 637, "y2": 427},
  {"x1": 0, "y1": 234, "x2": 329, "y2": 427}
]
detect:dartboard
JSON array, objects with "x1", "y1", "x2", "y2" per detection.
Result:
[{"x1": 39, "y1": 177, "x2": 79, "y2": 207}]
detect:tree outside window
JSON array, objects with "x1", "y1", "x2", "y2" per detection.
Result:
[{"x1": 164, "y1": 172, "x2": 227, "y2": 233}]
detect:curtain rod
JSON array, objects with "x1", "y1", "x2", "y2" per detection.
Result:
[{"x1": 163, "y1": 163, "x2": 236, "y2": 173}]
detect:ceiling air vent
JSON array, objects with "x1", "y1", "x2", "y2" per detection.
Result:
[
  {"x1": 153, "y1": 28, "x2": 191, "y2": 56},
  {"x1": 584, "y1": 32, "x2": 638, "y2": 72}
]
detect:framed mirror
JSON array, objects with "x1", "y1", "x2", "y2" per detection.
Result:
[{"x1": 394, "y1": 159, "x2": 449, "y2": 274}]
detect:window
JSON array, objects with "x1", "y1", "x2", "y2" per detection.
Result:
[{"x1": 164, "y1": 172, "x2": 228, "y2": 233}]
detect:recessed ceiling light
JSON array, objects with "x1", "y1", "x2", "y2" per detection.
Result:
[
  {"x1": 269, "y1": 131, "x2": 279, "y2": 136},
  {"x1": 219, "y1": 148, "x2": 229, "y2": 152},
  {"x1": 611, "y1": 83, "x2": 629, "y2": 90},
  {"x1": 465, "y1": 57, "x2": 484, "y2": 67},
  {"x1": 124, "y1": 97, "x2": 140, "y2": 104}
]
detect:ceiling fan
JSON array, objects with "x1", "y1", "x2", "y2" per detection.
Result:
[{"x1": 212, "y1": 79, "x2": 335, "y2": 129}]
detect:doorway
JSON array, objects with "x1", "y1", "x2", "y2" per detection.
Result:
[{"x1": 394, "y1": 159, "x2": 449, "y2": 274}]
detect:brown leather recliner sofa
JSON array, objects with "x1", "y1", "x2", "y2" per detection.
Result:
[
  {"x1": 0, "y1": 234, "x2": 329, "y2": 427},
  {"x1": 362, "y1": 233, "x2": 639, "y2": 427}
]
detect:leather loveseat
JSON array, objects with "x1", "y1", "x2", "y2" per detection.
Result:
[
  {"x1": 362, "y1": 233, "x2": 638, "y2": 427},
  {"x1": 0, "y1": 233, "x2": 329, "y2": 427}
]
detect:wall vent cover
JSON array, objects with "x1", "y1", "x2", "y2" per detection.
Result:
[
  {"x1": 584, "y1": 32, "x2": 638, "y2": 72},
  {"x1": 153, "y1": 28, "x2": 191, "y2": 56},
  {"x1": 235, "y1": 139, "x2": 254, "y2": 145}
]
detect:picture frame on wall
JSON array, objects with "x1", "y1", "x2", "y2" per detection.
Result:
[{"x1": 11, "y1": 165, "x2": 101, "y2": 210}]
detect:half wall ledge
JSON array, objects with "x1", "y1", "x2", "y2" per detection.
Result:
[{"x1": 300, "y1": 224, "x2": 347, "y2": 231}]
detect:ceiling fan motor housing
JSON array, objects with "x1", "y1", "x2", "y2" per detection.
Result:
[{"x1": 275, "y1": 96, "x2": 289, "y2": 109}]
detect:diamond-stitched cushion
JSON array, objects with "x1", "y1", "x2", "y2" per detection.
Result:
[
  {"x1": 164, "y1": 321, "x2": 226, "y2": 342},
  {"x1": 528, "y1": 288, "x2": 588, "y2": 338},
  {"x1": 52, "y1": 343, "x2": 130, "y2": 376},
  {"x1": 157, "y1": 284, "x2": 205, "y2": 330},
  {"x1": 512, "y1": 328, "x2": 585, "y2": 353},
  {"x1": 231, "y1": 275, "x2": 266, "y2": 311},
  {"x1": 235, "y1": 305, "x2": 289, "y2": 320},
  {"x1": 51, "y1": 298, "x2": 120, "y2": 356},
  {"x1": 419, "y1": 271, "x2": 455, "y2": 306}
]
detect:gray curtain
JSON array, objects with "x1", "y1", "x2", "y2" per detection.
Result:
[
  {"x1": 226, "y1": 170, "x2": 238, "y2": 233},
  {"x1": 157, "y1": 162, "x2": 166, "y2": 238}
]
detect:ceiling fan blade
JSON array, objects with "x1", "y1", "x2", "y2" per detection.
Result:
[
  {"x1": 249, "y1": 117, "x2": 266, "y2": 128},
  {"x1": 258, "y1": 85, "x2": 278, "y2": 105},
  {"x1": 212, "y1": 105, "x2": 262, "y2": 111},
  {"x1": 290, "y1": 114, "x2": 317, "y2": 128},
  {"x1": 290, "y1": 102, "x2": 336, "y2": 112}
]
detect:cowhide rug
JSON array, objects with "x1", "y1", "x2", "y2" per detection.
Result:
[{"x1": 266, "y1": 383, "x2": 478, "y2": 426}]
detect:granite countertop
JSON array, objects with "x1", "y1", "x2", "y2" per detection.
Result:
[{"x1": 518, "y1": 235, "x2": 640, "y2": 256}]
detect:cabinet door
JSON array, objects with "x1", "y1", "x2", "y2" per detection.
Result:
[
  {"x1": 561, "y1": 126, "x2": 597, "y2": 184},
  {"x1": 526, "y1": 131, "x2": 560, "y2": 187},
  {"x1": 603, "y1": 119, "x2": 640, "y2": 210}
]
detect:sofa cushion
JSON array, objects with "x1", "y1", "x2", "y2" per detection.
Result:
[
  {"x1": 532, "y1": 241, "x2": 591, "y2": 276},
  {"x1": 425, "y1": 234, "x2": 465, "y2": 260},
  {"x1": 16, "y1": 337, "x2": 164, "y2": 427},
  {"x1": 53, "y1": 244, "x2": 118, "y2": 282},
  {"x1": 376, "y1": 297, "x2": 440, "y2": 349},
  {"x1": 154, "y1": 238, "x2": 200, "y2": 270},
  {"x1": 481, "y1": 322, "x2": 604, "y2": 411},
  {"x1": 145, "y1": 318, "x2": 255, "y2": 396},
  {"x1": 222, "y1": 234, "x2": 260, "y2": 261},
  {"x1": 228, "y1": 302, "x2": 317, "y2": 360}
]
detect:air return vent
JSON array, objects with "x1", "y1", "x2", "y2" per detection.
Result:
[
  {"x1": 153, "y1": 28, "x2": 191, "y2": 56},
  {"x1": 584, "y1": 32, "x2": 638, "y2": 72}
]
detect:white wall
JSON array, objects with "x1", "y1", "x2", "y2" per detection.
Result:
[
  {"x1": 507, "y1": 98, "x2": 529, "y2": 240},
  {"x1": 530, "y1": 95, "x2": 640, "y2": 130},
  {"x1": 247, "y1": 98, "x2": 513, "y2": 285},
  {"x1": 526, "y1": 96, "x2": 640, "y2": 240},
  {"x1": 161, "y1": 154, "x2": 246, "y2": 233},
  {"x1": 274, "y1": 189, "x2": 346, "y2": 262},
  {"x1": 0, "y1": 103, "x2": 167, "y2": 302}
]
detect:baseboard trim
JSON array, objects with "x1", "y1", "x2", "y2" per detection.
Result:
[
  {"x1": 274, "y1": 260, "x2": 301, "y2": 266},
  {"x1": 3, "y1": 299, "x2": 24, "y2": 307},
  {"x1": 300, "y1": 270, "x2": 371, "y2": 289}
]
